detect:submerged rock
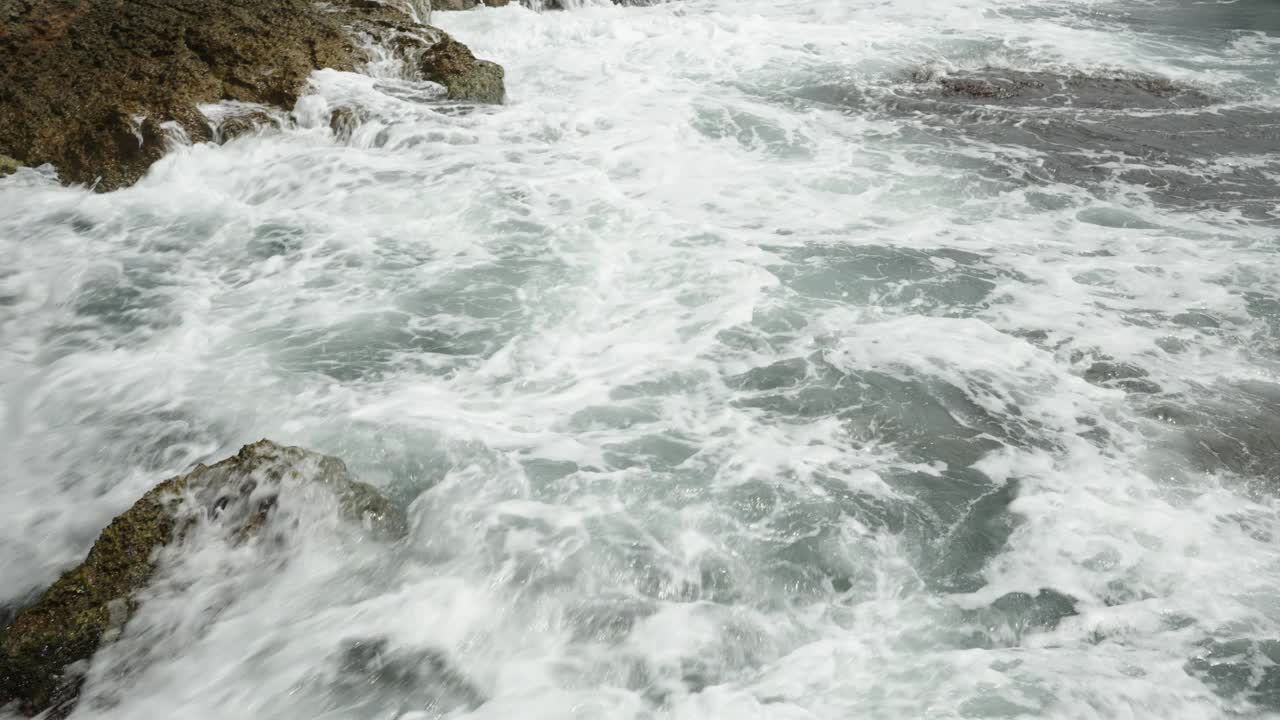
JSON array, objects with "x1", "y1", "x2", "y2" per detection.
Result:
[
  {"x1": 0, "y1": 0, "x2": 505, "y2": 191},
  {"x1": 0, "y1": 440, "x2": 405, "y2": 718},
  {"x1": 323, "y1": 637, "x2": 487, "y2": 714},
  {"x1": 912, "y1": 68, "x2": 1213, "y2": 110}
]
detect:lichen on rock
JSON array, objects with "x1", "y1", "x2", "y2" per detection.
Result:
[{"x1": 0, "y1": 440, "x2": 405, "y2": 718}]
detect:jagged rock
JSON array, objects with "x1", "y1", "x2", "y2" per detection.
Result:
[
  {"x1": 0, "y1": 440, "x2": 405, "y2": 718},
  {"x1": 0, "y1": 0, "x2": 505, "y2": 191},
  {"x1": 217, "y1": 110, "x2": 286, "y2": 143},
  {"x1": 0, "y1": 0, "x2": 363, "y2": 190},
  {"x1": 418, "y1": 36, "x2": 506, "y2": 104}
]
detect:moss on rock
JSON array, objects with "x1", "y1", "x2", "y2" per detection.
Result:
[{"x1": 0, "y1": 440, "x2": 406, "y2": 717}]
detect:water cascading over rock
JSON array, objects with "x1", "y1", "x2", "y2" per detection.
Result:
[{"x1": 0, "y1": 440, "x2": 406, "y2": 718}]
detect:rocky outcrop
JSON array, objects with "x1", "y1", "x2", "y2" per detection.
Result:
[
  {"x1": 0, "y1": 0, "x2": 505, "y2": 191},
  {"x1": 0, "y1": 440, "x2": 405, "y2": 718},
  {"x1": 419, "y1": 36, "x2": 506, "y2": 104}
]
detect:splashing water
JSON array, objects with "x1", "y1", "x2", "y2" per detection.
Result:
[{"x1": 3, "y1": 0, "x2": 1280, "y2": 717}]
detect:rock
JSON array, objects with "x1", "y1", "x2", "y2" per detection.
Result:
[
  {"x1": 216, "y1": 110, "x2": 286, "y2": 143},
  {"x1": 418, "y1": 36, "x2": 506, "y2": 104},
  {"x1": 0, "y1": 0, "x2": 363, "y2": 190},
  {"x1": 0, "y1": 0, "x2": 506, "y2": 190},
  {"x1": 434, "y1": 0, "x2": 509, "y2": 9},
  {"x1": 0, "y1": 440, "x2": 405, "y2": 718},
  {"x1": 0, "y1": 155, "x2": 19, "y2": 177},
  {"x1": 913, "y1": 68, "x2": 1213, "y2": 110},
  {"x1": 329, "y1": 105, "x2": 369, "y2": 142}
]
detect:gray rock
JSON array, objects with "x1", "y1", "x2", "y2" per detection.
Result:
[{"x1": 913, "y1": 68, "x2": 1214, "y2": 110}]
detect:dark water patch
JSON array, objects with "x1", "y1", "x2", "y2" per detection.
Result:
[
  {"x1": 690, "y1": 102, "x2": 816, "y2": 159},
  {"x1": 878, "y1": 77, "x2": 1280, "y2": 219},
  {"x1": 1077, "y1": 356, "x2": 1163, "y2": 396},
  {"x1": 978, "y1": 589, "x2": 1078, "y2": 644},
  {"x1": 1100, "y1": 0, "x2": 1280, "y2": 39},
  {"x1": 1244, "y1": 291, "x2": 1280, "y2": 360},
  {"x1": 41, "y1": 259, "x2": 184, "y2": 359},
  {"x1": 566, "y1": 595, "x2": 659, "y2": 644},
  {"x1": 261, "y1": 313, "x2": 498, "y2": 382},
  {"x1": 730, "y1": 354, "x2": 1051, "y2": 466},
  {"x1": 766, "y1": 65, "x2": 1280, "y2": 219},
  {"x1": 605, "y1": 610, "x2": 778, "y2": 707},
  {"x1": 926, "y1": 479, "x2": 1022, "y2": 593},
  {"x1": 927, "y1": 589, "x2": 1079, "y2": 651},
  {"x1": 603, "y1": 433, "x2": 701, "y2": 471},
  {"x1": 1187, "y1": 637, "x2": 1280, "y2": 713},
  {"x1": 704, "y1": 479, "x2": 936, "y2": 603},
  {"x1": 1145, "y1": 382, "x2": 1280, "y2": 490},
  {"x1": 764, "y1": 244, "x2": 1016, "y2": 317},
  {"x1": 318, "y1": 637, "x2": 486, "y2": 716}
]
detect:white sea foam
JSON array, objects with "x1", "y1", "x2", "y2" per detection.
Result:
[{"x1": 2, "y1": 0, "x2": 1279, "y2": 717}]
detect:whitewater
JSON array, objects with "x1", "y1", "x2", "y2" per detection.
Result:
[{"x1": 2, "y1": 0, "x2": 1280, "y2": 716}]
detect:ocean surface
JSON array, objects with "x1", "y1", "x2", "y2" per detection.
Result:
[{"x1": 2, "y1": 0, "x2": 1280, "y2": 717}]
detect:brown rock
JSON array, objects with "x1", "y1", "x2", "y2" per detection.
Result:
[
  {"x1": 0, "y1": 440, "x2": 405, "y2": 718},
  {"x1": 329, "y1": 105, "x2": 369, "y2": 141},
  {"x1": 217, "y1": 110, "x2": 286, "y2": 142},
  {"x1": 0, "y1": 0, "x2": 368, "y2": 191},
  {"x1": 0, "y1": 0, "x2": 509, "y2": 190},
  {"x1": 419, "y1": 35, "x2": 506, "y2": 104}
]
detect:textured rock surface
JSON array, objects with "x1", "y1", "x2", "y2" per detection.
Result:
[
  {"x1": 0, "y1": 0, "x2": 506, "y2": 191},
  {"x1": 215, "y1": 110, "x2": 286, "y2": 142},
  {"x1": 912, "y1": 68, "x2": 1213, "y2": 109},
  {"x1": 0, "y1": 440, "x2": 405, "y2": 718},
  {"x1": 418, "y1": 35, "x2": 506, "y2": 104},
  {"x1": 0, "y1": 0, "x2": 363, "y2": 190}
]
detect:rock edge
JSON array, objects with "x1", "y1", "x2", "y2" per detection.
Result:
[{"x1": 0, "y1": 439, "x2": 406, "y2": 718}]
